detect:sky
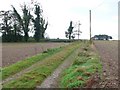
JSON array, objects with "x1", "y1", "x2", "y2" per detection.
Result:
[
  {"x1": 0, "y1": 0, "x2": 118, "y2": 40},
  {"x1": 119, "y1": 1, "x2": 120, "y2": 40}
]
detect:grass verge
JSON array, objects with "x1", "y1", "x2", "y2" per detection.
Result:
[
  {"x1": 60, "y1": 43, "x2": 102, "y2": 88},
  {"x1": 2, "y1": 46, "x2": 64, "y2": 80},
  {"x1": 3, "y1": 42, "x2": 80, "y2": 88}
]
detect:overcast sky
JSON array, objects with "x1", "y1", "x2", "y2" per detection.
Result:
[{"x1": 0, "y1": 0, "x2": 118, "y2": 39}]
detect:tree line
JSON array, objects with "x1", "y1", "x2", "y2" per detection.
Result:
[{"x1": 0, "y1": 2, "x2": 48, "y2": 42}]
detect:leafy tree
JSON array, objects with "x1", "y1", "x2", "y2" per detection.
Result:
[
  {"x1": 32, "y1": 4, "x2": 48, "y2": 42},
  {"x1": 11, "y1": 11, "x2": 23, "y2": 42},
  {"x1": 65, "y1": 21, "x2": 74, "y2": 39},
  {"x1": 0, "y1": 10, "x2": 23, "y2": 42},
  {"x1": 40, "y1": 17, "x2": 48, "y2": 39},
  {"x1": 0, "y1": 10, "x2": 12, "y2": 34},
  {"x1": 32, "y1": 4, "x2": 41, "y2": 42},
  {"x1": 12, "y1": 21, "x2": 23, "y2": 42},
  {"x1": 12, "y1": 4, "x2": 31, "y2": 42},
  {"x1": 0, "y1": 2, "x2": 48, "y2": 42},
  {"x1": 0, "y1": 10, "x2": 13, "y2": 42}
]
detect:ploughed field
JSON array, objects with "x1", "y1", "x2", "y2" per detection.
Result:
[
  {"x1": 2, "y1": 40, "x2": 118, "y2": 88},
  {"x1": 94, "y1": 40, "x2": 118, "y2": 88},
  {"x1": 2, "y1": 42, "x2": 68, "y2": 67},
  {"x1": 2, "y1": 41, "x2": 103, "y2": 88}
]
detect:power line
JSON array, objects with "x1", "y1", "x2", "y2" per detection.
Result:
[
  {"x1": 92, "y1": 0, "x2": 118, "y2": 10},
  {"x1": 91, "y1": 0, "x2": 106, "y2": 10}
]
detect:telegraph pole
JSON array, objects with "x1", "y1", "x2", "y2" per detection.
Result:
[
  {"x1": 73, "y1": 21, "x2": 82, "y2": 39},
  {"x1": 89, "y1": 10, "x2": 92, "y2": 43},
  {"x1": 78, "y1": 22, "x2": 81, "y2": 39}
]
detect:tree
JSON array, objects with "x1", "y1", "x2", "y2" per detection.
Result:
[
  {"x1": 32, "y1": 4, "x2": 41, "y2": 42},
  {"x1": 65, "y1": 21, "x2": 74, "y2": 39},
  {"x1": 0, "y1": 1, "x2": 48, "y2": 42},
  {"x1": 12, "y1": 19, "x2": 23, "y2": 42},
  {"x1": 40, "y1": 17, "x2": 48, "y2": 39},
  {"x1": 11, "y1": 10, "x2": 23, "y2": 42},
  {"x1": 12, "y1": 4, "x2": 31, "y2": 42},
  {"x1": 0, "y1": 10, "x2": 23, "y2": 42},
  {"x1": 0, "y1": 10, "x2": 12, "y2": 34},
  {"x1": 32, "y1": 4, "x2": 48, "y2": 42},
  {"x1": 0, "y1": 10, "x2": 13, "y2": 42}
]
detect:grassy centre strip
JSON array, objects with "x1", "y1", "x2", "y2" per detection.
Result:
[
  {"x1": 2, "y1": 46, "x2": 64, "y2": 80},
  {"x1": 3, "y1": 42, "x2": 80, "y2": 88},
  {"x1": 60, "y1": 43, "x2": 102, "y2": 88}
]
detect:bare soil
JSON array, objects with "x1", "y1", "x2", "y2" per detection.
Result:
[
  {"x1": 93, "y1": 41, "x2": 118, "y2": 88},
  {"x1": 2, "y1": 42, "x2": 68, "y2": 67}
]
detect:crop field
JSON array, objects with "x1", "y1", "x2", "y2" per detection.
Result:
[
  {"x1": 1, "y1": 40, "x2": 118, "y2": 89},
  {"x1": 2, "y1": 42, "x2": 68, "y2": 67},
  {"x1": 93, "y1": 40, "x2": 118, "y2": 88},
  {"x1": 2, "y1": 42, "x2": 80, "y2": 88}
]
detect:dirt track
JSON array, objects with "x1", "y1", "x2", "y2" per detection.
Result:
[
  {"x1": 2, "y1": 43, "x2": 68, "y2": 67},
  {"x1": 37, "y1": 46, "x2": 81, "y2": 88},
  {"x1": 94, "y1": 41, "x2": 118, "y2": 88}
]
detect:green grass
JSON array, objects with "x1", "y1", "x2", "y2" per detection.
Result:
[
  {"x1": 60, "y1": 43, "x2": 102, "y2": 88},
  {"x1": 2, "y1": 46, "x2": 64, "y2": 80},
  {"x1": 3, "y1": 42, "x2": 80, "y2": 88}
]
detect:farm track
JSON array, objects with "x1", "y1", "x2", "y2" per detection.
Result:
[
  {"x1": 2, "y1": 43, "x2": 68, "y2": 67},
  {"x1": 2, "y1": 41, "x2": 119, "y2": 88},
  {"x1": 2, "y1": 42, "x2": 79, "y2": 87},
  {"x1": 36, "y1": 46, "x2": 81, "y2": 88},
  {"x1": 93, "y1": 41, "x2": 118, "y2": 88},
  {"x1": 2, "y1": 52, "x2": 59, "y2": 84}
]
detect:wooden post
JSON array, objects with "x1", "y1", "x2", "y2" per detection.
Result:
[
  {"x1": 89, "y1": 10, "x2": 92, "y2": 44},
  {"x1": 78, "y1": 22, "x2": 81, "y2": 39}
]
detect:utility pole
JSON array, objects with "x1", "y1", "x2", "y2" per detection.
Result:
[
  {"x1": 78, "y1": 21, "x2": 81, "y2": 39},
  {"x1": 89, "y1": 10, "x2": 92, "y2": 43},
  {"x1": 74, "y1": 21, "x2": 82, "y2": 39}
]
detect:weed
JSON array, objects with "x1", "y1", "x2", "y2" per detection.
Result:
[
  {"x1": 2, "y1": 46, "x2": 63, "y2": 80},
  {"x1": 60, "y1": 43, "x2": 102, "y2": 88}
]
